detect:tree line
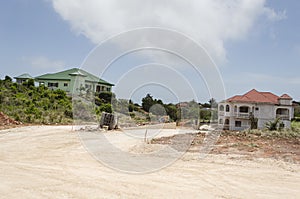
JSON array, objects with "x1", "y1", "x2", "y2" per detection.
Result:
[{"x1": 0, "y1": 75, "x2": 220, "y2": 124}]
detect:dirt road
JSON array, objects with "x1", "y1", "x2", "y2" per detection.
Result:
[{"x1": 0, "y1": 126, "x2": 299, "y2": 198}]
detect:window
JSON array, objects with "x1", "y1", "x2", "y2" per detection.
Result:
[
  {"x1": 255, "y1": 107, "x2": 259, "y2": 111},
  {"x1": 106, "y1": 87, "x2": 111, "y2": 92},
  {"x1": 96, "y1": 85, "x2": 100, "y2": 92},
  {"x1": 219, "y1": 105, "x2": 224, "y2": 111},
  {"x1": 219, "y1": 119, "x2": 223, "y2": 124},
  {"x1": 239, "y1": 106, "x2": 249, "y2": 113},
  {"x1": 64, "y1": 83, "x2": 68, "y2": 87},
  {"x1": 226, "y1": 105, "x2": 230, "y2": 112},
  {"x1": 48, "y1": 82, "x2": 58, "y2": 87},
  {"x1": 235, "y1": 121, "x2": 242, "y2": 127}
]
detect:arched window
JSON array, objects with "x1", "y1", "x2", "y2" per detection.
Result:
[
  {"x1": 226, "y1": 105, "x2": 230, "y2": 112},
  {"x1": 276, "y1": 108, "x2": 289, "y2": 120},
  {"x1": 219, "y1": 105, "x2": 224, "y2": 111}
]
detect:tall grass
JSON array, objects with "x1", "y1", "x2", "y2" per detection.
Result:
[
  {"x1": 291, "y1": 121, "x2": 300, "y2": 132},
  {"x1": 234, "y1": 121, "x2": 300, "y2": 139}
]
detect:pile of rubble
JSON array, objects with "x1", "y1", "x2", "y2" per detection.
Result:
[{"x1": 0, "y1": 112, "x2": 22, "y2": 126}]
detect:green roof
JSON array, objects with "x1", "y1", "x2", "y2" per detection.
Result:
[
  {"x1": 35, "y1": 68, "x2": 114, "y2": 86},
  {"x1": 14, "y1": 73, "x2": 33, "y2": 79}
]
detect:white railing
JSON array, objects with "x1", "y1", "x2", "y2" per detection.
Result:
[{"x1": 234, "y1": 113, "x2": 250, "y2": 118}]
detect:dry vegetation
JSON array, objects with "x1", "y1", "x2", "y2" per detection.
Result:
[{"x1": 152, "y1": 124, "x2": 300, "y2": 164}]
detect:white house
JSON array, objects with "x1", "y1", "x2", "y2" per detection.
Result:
[{"x1": 218, "y1": 89, "x2": 294, "y2": 130}]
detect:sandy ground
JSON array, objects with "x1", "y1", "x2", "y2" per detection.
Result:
[{"x1": 0, "y1": 126, "x2": 299, "y2": 199}]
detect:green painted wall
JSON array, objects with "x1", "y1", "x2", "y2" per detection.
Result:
[{"x1": 36, "y1": 77, "x2": 112, "y2": 95}]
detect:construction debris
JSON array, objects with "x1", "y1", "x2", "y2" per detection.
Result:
[
  {"x1": 99, "y1": 112, "x2": 118, "y2": 130},
  {"x1": 0, "y1": 112, "x2": 22, "y2": 126}
]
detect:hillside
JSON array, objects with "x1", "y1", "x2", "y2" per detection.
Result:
[{"x1": 0, "y1": 76, "x2": 73, "y2": 124}]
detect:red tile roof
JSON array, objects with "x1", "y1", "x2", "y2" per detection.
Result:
[
  {"x1": 227, "y1": 89, "x2": 291, "y2": 104},
  {"x1": 280, "y1": 94, "x2": 292, "y2": 99}
]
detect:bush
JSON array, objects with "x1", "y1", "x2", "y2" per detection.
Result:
[
  {"x1": 129, "y1": 112, "x2": 135, "y2": 118},
  {"x1": 99, "y1": 103, "x2": 112, "y2": 113},
  {"x1": 0, "y1": 76, "x2": 73, "y2": 124},
  {"x1": 265, "y1": 118, "x2": 283, "y2": 131}
]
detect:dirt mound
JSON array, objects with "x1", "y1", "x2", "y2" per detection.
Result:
[{"x1": 0, "y1": 112, "x2": 22, "y2": 126}]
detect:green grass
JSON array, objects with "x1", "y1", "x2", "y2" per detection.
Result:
[
  {"x1": 235, "y1": 122, "x2": 300, "y2": 139},
  {"x1": 292, "y1": 121, "x2": 300, "y2": 131}
]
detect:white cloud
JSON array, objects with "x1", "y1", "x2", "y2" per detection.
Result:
[
  {"x1": 50, "y1": 0, "x2": 285, "y2": 64},
  {"x1": 23, "y1": 56, "x2": 65, "y2": 71},
  {"x1": 263, "y1": 7, "x2": 286, "y2": 21}
]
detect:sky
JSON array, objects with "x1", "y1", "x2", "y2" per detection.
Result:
[{"x1": 0, "y1": 0, "x2": 299, "y2": 103}]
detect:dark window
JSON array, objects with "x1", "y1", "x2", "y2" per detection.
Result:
[
  {"x1": 239, "y1": 106, "x2": 249, "y2": 113},
  {"x1": 235, "y1": 121, "x2": 242, "y2": 127},
  {"x1": 219, "y1": 105, "x2": 224, "y2": 111},
  {"x1": 64, "y1": 83, "x2": 68, "y2": 87},
  {"x1": 48, "y1": 82, "x2": 58, "y2": 87},
  {"x1": 96, "y1": 86, "x2": 100, "y2": 92},
  {"x1": 106, "y1": 87, "x2": 110, "y2": 91},
  {"x1": 226, "y1": 105, "x2": 230, "y2": 112},
  {"x1": 255, "y1": 107, "x2": 259, "y2": 111}
]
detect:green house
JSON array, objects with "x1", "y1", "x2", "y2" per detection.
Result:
[
  {"x1": 35, "y1": 68, "x2": 114, "y2": 94},
  {"x1": 14, "y1": 73, "x2": 33, "y2": 84}
]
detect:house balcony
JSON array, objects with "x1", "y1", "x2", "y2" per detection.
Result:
[
  {"x1": 234, "y1": 113, "x2": 250, "y2": 119},
  {"x1": 276, "y1": 114, "x2": 290, "y2": 120},
  {"x1": 219, "y1": 111, "x2": 224, "y2": 116}
]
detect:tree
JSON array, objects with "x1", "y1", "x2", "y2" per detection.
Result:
[
  {"x1": 142, "y1": 94, "x2": 155, "y2": 112},
  {"x1": 4, "y1": 75, "x2": 12, "y2": 82},
  {"x1": 27, "y1": 78, "x2": 35, "y2": 87},
  {"x1": 293, "y1": 102, "x2": 300, "y2": 118},
  {"x1": 149, "y1": 103, "x2": 165, "y2": 116},
  {"x1": 164, "y1": 104, "x2": 178, "y2": 121},
  {"x1": 265, "y1": 118, "x2": 283, "y2": 131},
  {"x1": 249, "y1": 113, "x2": 258, "y2": 129},
  {"x1": 128, "y1": 103, "x2": 134, "y2": 112},
  {"x1": 98, "y1": 103, "x2": 112, "y2": 113},
  {"x1": 98, "y1": 92, "x2": 115, "y2": 104},
  {"x1": 199, "y1": 108, "x2": 211, "y2": 122},
  {"x1": 209, "y1": 98, "x2": 218, "y2": 108}
]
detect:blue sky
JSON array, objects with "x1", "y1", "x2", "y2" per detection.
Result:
[{"x1": 0, "y1": 0, "x2": 299, "y2": 103}]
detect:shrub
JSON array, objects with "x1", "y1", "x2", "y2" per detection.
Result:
[{"x1": 265, "y1": 118, "x2": 282, "y2": 131}]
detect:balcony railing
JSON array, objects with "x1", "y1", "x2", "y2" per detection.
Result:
[
  {"x1": 234, "y1": 113, "x2": 250, "y2": 118},
  {"x1": 276, "y1": 114, "x2": 290, "y2": 120},
  {"x1": 219, "y1": 111, "x2": 231, "y2": 117}
]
